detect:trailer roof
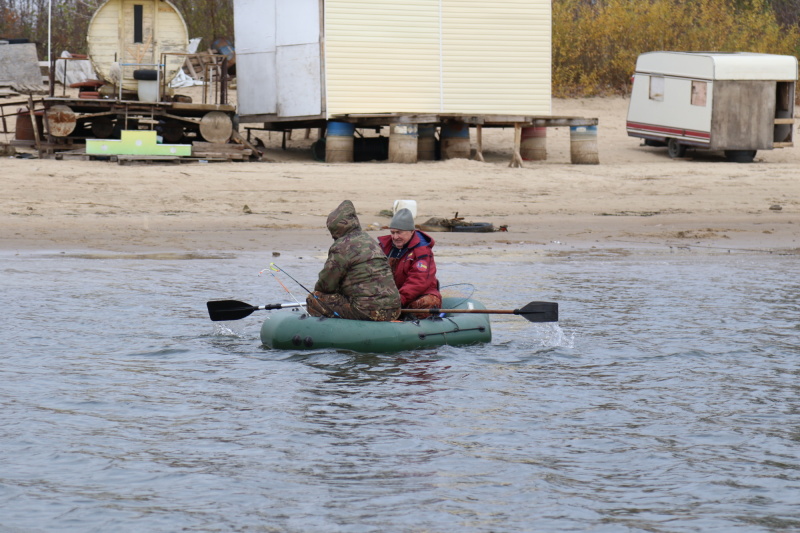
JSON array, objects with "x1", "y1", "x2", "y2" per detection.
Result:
[{"x1": 635, "y1": 52, "x2": 798, "y2": 81}]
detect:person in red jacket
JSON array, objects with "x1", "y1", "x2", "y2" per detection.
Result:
[{"x1": 378, "y1": 208, "x2": 442, "y2": 316}]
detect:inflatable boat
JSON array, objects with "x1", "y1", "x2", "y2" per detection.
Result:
[{"x1": 260, "y1": 297, "x2": 491, "y2": 353}]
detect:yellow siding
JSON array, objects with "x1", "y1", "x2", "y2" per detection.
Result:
[
  {"x1": 442, "y1": 0, "x2": 550, "y2": 114},
  {"x1": 324, "y1": 0, "x2": 551, "y2": 116},
  {"x1": 325, "y1": 0, "x2": 441, "y2": 115}
]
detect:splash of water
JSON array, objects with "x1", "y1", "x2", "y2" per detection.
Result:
[{"x1": 533, "y1": 322, "x2": 575, "y2": 348}]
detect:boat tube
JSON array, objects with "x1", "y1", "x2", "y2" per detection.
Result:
[{"x1": 260, "y1": 297, "x2": 491, "y2": 353}]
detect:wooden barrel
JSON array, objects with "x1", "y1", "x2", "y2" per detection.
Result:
[
  {"x1": 325, "y1": 121, "x2": 355, "y2": 163},
  {"x1": 389, "y1": 123, "x2": 418, "y2": 164},
  {"x1": 417, "y1": 124, "x2": 437, "y2": 161},
  {"x1": 440, "y1": 121, "x2": 470, "y2": 160},
  {"x1": 570, "y1": 125, "x2": 599, "y2": 164},
  {"x1": 521, "y1": 126, "x2": 547, "y2": 161}
]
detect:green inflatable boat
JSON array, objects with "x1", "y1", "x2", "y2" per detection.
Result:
[{"x1": 260, "y1": 297, "x2": 491, "y2": 353}]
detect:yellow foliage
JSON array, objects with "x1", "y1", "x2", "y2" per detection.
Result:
[{"x1": 553, "y1": 0, "x2": 800, "y2": 97}]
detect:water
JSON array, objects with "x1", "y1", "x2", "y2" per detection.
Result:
[{"x1": 1, "y1": 248, "x2": 799, "y2": 532}]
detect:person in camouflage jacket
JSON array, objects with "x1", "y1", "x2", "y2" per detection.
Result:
[{"x1": 306, "y1": 200, "x2": 401, "y2": 321}]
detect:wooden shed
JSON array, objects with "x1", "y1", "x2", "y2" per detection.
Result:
[
  {"x1": 233, "y1": 0, "x2": 552, "y2": 123},
  {"x1": 87, "y1": 0, "x2": 189, "y2": 92}
]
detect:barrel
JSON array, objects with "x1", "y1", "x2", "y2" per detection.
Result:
[
  {"x1": 133, "y1": 69, "x2": 159, "y2": 102},
  {"x1": 521, "y1": 126, "x2": 547, "y2": 161},
  {"x1": 440, "y1": 121, "x2": 470, "y2": 160},
  {"x1": 325, "y1": 121, "x2": 355, "y2": 163},
  {"x1": 570, "y1": 125, "x2": 599, "y2": 165},
  {"x1": 417, "y1": 124, "x2": 437, "y2": 161},
  {"x1": 389, "y1": 123, "x2": 418, "y2": 164},
  {"x1": 15, "y1": 109, "x2": 43, "y2": 141}
]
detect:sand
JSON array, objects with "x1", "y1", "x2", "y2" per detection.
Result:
[{"x1": 1, "y1": 93, "x2": 798, "y2": 256}]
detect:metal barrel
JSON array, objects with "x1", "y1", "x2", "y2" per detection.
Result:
[
  {"x1": 325, "y1": 121, "x2": 355, "y2": 163},
  {"x1": 440, "y1": 121, "x2": 470, "y2": 160},
  {"x1": 388, "y1": 123, "x2": 418, "y2": 164},
  {"x1": 569, "y1": 125, "x2": 599, "y2": 164},
  {"x1": 521, "y1": 126, "x2": 547, "y2": 161},
  {"x1": 417, "y1": 124, "x2": 437, "y2": 161}
]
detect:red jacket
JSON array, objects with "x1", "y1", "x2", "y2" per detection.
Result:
[{"x1": 378, "y1": 230, "x2": 441, "y2": 306}]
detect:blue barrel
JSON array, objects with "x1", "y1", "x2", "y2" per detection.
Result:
[
  {"x1": 441, "y1": 122, "x2": 469, "y2": 139},
  {"x1": 418, "y1": 124, "x2": 437, "y2": 161},
  {"x1": 327, "y1": 121, "x2": 355, "y2": 136},
  {"x1": 440, "y1": 121, "x2": 470, "y2": 159},
  {"x1": 326, "y1": 121, "x2": 355, "y2": 162}
]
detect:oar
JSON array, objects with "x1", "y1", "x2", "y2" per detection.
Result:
[
  {"x1": 403, "y1": 301, "x2": 558, "y2": 323},
  {"x1": 207, "y1": 299, "x2": 306, "y2": 322}
]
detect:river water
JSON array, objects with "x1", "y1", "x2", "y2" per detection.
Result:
[{"x1": 1, "y1": 247, "x2": 798, "y2": 532}]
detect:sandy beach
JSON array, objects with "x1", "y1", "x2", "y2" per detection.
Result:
[{"x1": 2, "y1": 94, "x2": 798, "y2": 256}]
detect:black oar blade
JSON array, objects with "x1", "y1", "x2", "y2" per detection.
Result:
[
  {"x1": 207, "y1": 300, "x2": 257, "y2": 322},
  {"x1": 517, "y1": 301, "x2": 559, "y2": 323}
]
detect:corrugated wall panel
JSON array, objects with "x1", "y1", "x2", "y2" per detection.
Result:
[
  {"x1": 325, "y1": 0, "x2": 441, "y2": 115},
  {"x1": 324, "y1": 0, "x2": 551, "y2": 117},
  {"x1": 441, "y1": 0, "x2": 551, "y2": 114}
]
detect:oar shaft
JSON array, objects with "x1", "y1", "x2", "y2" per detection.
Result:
[
  {"x1": 404, "y1": 308, "x2": 515, "y2": 315},
  {"x1": 401, "y1": 301, "x2": 558, "y2": 323}
]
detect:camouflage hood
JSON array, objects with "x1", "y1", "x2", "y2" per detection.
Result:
[{"x1": 326, "y1": 199, "x2": 361, "y2": 240}]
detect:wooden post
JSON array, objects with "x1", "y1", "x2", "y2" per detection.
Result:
[
  {"x1": 27, "y1": 96, "x2": 41, "y2": 157},
  {"x1": 509, "y1": 123, "x2": 524, "y2": 168},
  {"x1": 473, "y1": 125, "x2": 485, "y2": 162}
]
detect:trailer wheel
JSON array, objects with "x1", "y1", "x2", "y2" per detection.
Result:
[
  {"x1": 724, "y1": 150, "x2": 756, "y2": 163},
  {"x1": 667, "y1": 138, "x2": 687, "y2": 159}
]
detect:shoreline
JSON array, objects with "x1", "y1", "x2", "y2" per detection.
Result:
[{"x1": 2, "y1": 96, "x2": 798, "y2": 256}]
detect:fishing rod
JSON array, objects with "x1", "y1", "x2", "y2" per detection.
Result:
[
  {"x1": 269, "y1": 262, "x2": 340, "y2": 318},
  {"x1": 259, "y1": 266, "x2": 302, "y2": 305},
  {"x1": 269, "y1": 263, "x2": 314, "y2": 294}
]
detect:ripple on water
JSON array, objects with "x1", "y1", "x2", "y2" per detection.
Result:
[{"x1": 1, "y1": 251, "x2": 799, "y2": 531}]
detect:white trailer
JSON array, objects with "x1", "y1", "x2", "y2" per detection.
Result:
[{"x1": 626, "y1": 51, "x2": 797, "y2": 162}]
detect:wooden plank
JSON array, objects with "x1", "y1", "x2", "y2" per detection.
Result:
[{"x1": 711, "y1": 80, "x2": 774, "y2": 150}]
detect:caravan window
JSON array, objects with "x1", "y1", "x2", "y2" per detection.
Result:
[
  {"x1": 691, "y1": 81, "x2": 707, "y2": 106},
  {"x1": 649, "y1": 76, "x2": 664, "y2": 101}
]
